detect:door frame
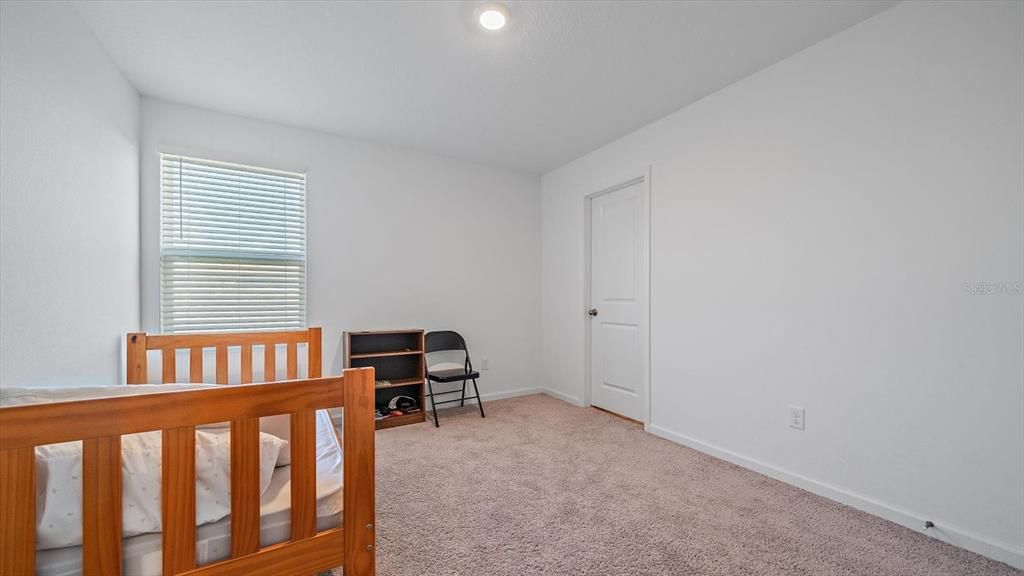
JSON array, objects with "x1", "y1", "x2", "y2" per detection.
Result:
[{"x1": 583, "y1": 167, "x2": 651, "y2": 429}]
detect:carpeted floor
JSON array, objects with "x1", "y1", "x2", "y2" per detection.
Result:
[{"x1": 364, "y1": 394, "x2": 1020, "y2": 576}]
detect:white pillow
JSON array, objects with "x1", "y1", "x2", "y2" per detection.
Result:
[
  {"x1": 260, "y1": 415, "x2": 292, "y2": 465},
  {"x1": 32, "y1": 429, "x2": 285, "y2": 550},
  {"x1": 261, "y1": 410, "x2": 337, "y2": 467},
  {"x1": 2, "y1": 384, "x2": 344, "y2": 463},
  {"x1": 1, "y1": 386, "x2": 287, "y2": 550}
]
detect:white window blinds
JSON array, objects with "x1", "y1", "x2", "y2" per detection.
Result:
[{"x1": 160, "y1": 154, "x2": 306, "y2": 333}]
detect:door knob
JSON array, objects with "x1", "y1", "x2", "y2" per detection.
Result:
[{"x1": 588, "y1": 308, "x2": 598, "y2": 317}]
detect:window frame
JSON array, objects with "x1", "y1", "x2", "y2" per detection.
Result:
[{"x1": 157, "y1": 152, "x2": 308, "y2": 334}]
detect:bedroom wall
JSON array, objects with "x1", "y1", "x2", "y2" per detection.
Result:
[
  {"x1": 0, "y1": 1, "x2": 141, "y2": 388},
  {"x1": 140, "y1": 99, "x2": 542, "y2": 401},
  {"x1": 541, "y1": 0, "x2": 1023, "y2": 568}
]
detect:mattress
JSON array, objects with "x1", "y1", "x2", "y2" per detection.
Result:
[{"x1": 36, "y1": 462, "x2": 343, "y2": 576}]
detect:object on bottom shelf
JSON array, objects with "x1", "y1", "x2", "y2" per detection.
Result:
[
  {"x1": 388, "y1": 395, "x2": 419, "y2": 412},
  {"x1": 375, "y1": 379, "x2": 391, "y2": 387}
]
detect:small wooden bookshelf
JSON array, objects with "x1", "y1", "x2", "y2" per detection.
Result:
[{"x1": 343, "y1": 329, "x2": 426, "y2": 430}]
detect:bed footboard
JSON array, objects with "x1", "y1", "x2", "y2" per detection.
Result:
[{"x1": 0, "y1": 368, "x2": 376, "y2": 576}]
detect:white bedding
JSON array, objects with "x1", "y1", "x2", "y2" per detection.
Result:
[
  {"x1": 34, "y1": 427, "x2": 286, "y2": 549},
  {"x1": 0, "y1": 386, "x2": 345, "y2": 571},
  {"x1": 35, "y1": 461, "x2": 344, "y2": 576}
]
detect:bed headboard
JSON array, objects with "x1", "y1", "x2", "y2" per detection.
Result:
[{"x1": 126, "y1": 327, "x2": 322, "y2": 384}]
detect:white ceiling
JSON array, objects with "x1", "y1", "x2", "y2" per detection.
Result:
[{"x1": 73, "y1": 1, "x2": 896, "y2": 173}]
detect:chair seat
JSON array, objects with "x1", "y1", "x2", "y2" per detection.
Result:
[{"x1": 427, "y1": 368, "x2": 480, "y2": 383}]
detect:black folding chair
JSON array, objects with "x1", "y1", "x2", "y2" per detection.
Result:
[{"x1": 424, "y1": 330, "x2": 485, "y2": 427}]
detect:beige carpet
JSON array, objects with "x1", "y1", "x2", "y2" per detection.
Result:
[{"x1": 367, "y1": 394, "x2": 1019, "y2": 576}]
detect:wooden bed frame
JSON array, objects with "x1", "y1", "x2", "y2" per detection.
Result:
[{"x1": 0, "y1": 327, "x2": 375, "y2": 576}]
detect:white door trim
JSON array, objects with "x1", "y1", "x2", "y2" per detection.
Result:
[{"x1": 583, "y1": 168, "x2": 651, "y2": 429}]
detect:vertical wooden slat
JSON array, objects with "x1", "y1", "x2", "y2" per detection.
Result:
[
  {"x1": 163, "y1": 427, "x2": 196, "y2": 575},
  {"x1": 83, "y1": 436, "x2": 122, "y2": 575},
  {"x1": 308, "y1": 327, "x2": 322, "y2": 378},
  {"x1": 343, "y1": 367, "x2": 377, "y2": 576},
  {"x1": 264, "y1": 344, "x2": 277, "y2": 382},
  {"x1": 418, "y1": 331, "x2": 427, "y2": 414},
  {"x1": 230, "y1": 418, "x2": 261, "y2": 557},
  {"x1": 162, "y1": 346, "x2": 177, "y2": 384},
  {"x1": 287, "y1": 342, "x2": 298, "y2": 380},
  {"x1": 0, "y1": 446, "x2": 35, "y2": 575},
  {"x1": 289, "y1": 410, "x2": 317, "y2": 541},
  {"x1": 216, "y1": 346, "x2": 229, "y2": 384},
  {"x1": 127, "y1": 333, "x2": 148, "y2": 384},
  {"x1": 343, "y1": 332, "x2": 352, "y2": 377},
  {"x1": 241, "y1": 344, "x2": 253, "y2": 384},
  {"x1": 189, "y1": 347, "x2": 203, "y2": 383}
]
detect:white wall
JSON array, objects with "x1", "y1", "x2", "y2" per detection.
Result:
[
  {"x1": 0, "y1": 1, "x2": 141, "y2": 388},
  {"x1": 542, "y1": 0, "x2": 1022, "y2": 568},
  {"x1": 140, "y1": 99, "x2": 542, "y2": 400}
]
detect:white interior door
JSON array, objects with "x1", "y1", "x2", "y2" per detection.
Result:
[{"x1": 589, "y1": 178, "x2": 648, "y2": 423}]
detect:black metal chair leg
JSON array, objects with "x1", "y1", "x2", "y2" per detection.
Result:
[
  {"x1": 427, "y1": 378, "x2": 440, "y2": 427},
  {"x1": 460, "y1": 379, "x2": 467, "y2": 407},
  {"x1": 472, "y1": 378, "x2": 485, "y2": 418}
]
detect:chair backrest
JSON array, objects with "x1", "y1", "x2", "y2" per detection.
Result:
[
  {"x1": 425, "y1": 330, "x2": 469, "y2": 354},
  {"x1": 425, "y1": 331, "x2": 472, "y2": 374}
]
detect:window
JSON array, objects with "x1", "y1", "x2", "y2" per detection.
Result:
[{"x1": 160, "y1": 154, "x2": 306, "y2": 333}]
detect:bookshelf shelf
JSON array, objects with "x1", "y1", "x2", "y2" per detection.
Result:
[
  {"x1": 375, "y1": 377, "x2": 424, "y2": 389},
  {"x1": 349, "y1": 350, "x2": 421, "y2": 359},
  {"x1": 344, "y1": 329, "x2": 426, "y2": 430}
]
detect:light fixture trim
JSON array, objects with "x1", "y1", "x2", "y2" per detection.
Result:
[{"x1": 476, "y1": 3, "x2": 510, "y2": 31}]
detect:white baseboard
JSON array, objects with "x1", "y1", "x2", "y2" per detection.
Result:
[
  {"x1": 481, "y1": 386, "x2": 544, "y2": 402},
  {"x1": 541, "y1": 387, "x2": 584, "y2": 406},
  {"x1": 427, "y1": 385, "x2": 582, "y2": 409},
  {"x1": 430, "y1": 386, "x2": 543, "y2": 411},
  {"x1": 648, "y1": 424, "x2": 1024, "y2": 570}
]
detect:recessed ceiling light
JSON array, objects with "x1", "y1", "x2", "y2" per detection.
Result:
[{"x1": 476, "y1": 3, "x2": 509, "y2": 31}]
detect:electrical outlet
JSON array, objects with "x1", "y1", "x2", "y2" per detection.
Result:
[
  {"x1": 481, "y1": 357, "x2": 490, "y2": 370},
  {"x1": 789, "y1": 406, "x2": 805, "y2": 430}
]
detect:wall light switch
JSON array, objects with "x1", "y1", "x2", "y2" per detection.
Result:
[
  {"x1": 789, "y1": 406, "x2": 805, "y2": 430},
  {"x1": 481, "y1": 357, "x2": 490, "y2": 370}
]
